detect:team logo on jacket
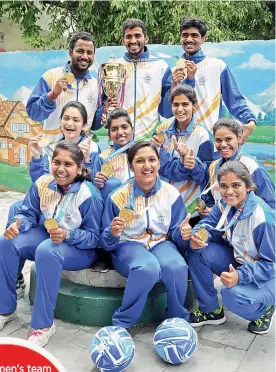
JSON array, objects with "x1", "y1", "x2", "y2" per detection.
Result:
[
  {"x1": 197, "y1": 72, "x2": 206, "y2": 86},
  {"x1": 157, "y1": 211, "x2": 165, "y2": 224},
  {"x1": 87, "y1": 91, "x2": 96, "y2": 103},
  {"x1": 40, "y1": 204, "x2": 47, "y2": 211},
  {"x1": 143, "y1": 73, "x2": 152, "y2": 84},
  {"x1": 65, "y1": 213, "x2": 72, "y2": 223},
  {"x1": 238, "y1": 231, "x2": 248, "y2": 245}
]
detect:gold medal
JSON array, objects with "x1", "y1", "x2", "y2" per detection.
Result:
[
  {"x1": 119, "y1": 208, "x2": 134, "y2": 223},
  {"x1": 44, "y1": 218, "x2": 59, "y2": 231},
  {"x1": 196, "y1": 198, "x2": 206, "y2": 213},
  {"x1": 176, "y1": 58, "x2": 187, "y2": 69},
  {"x1": 196, "y1": 227, "x2": 209, "y2": 243},
  {"x1": 38, "y1": 135, "x2": 50, "y2": 148},
  {"x1": 101, "y1": 162, "x2": 114, "y2": 177},
  {"x1": 157, "y1": 132, "x2": 166, "y2": 145},
  {"x1": 65, "y1": 72, "x2": 75, "y2": 84}
]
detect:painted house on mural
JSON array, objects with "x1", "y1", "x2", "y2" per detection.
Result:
[{"x1": 0, "y1": 100, "x2": 42, "y2": 165}]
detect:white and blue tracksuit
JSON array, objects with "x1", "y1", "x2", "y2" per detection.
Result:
[
  {"x1": 92, "y1": 141, "x2": 203, "y2": 203},
  {"x1": 0, "y1": 175, "x2": 103, "y2": 329},
  {"x1": 178, "y1": 49, "x2": 256, "y2": 130},
  {"x1": 98, "y1": 47, "x2": 173, "y2": 139},
  {"x1": 26, "y1": 62, "x2": 103, "y2": 143},
  {"x1": 155, "y1": 117, "x2": 214, "y2": 210},
  {"x1": 100, "y1": 177, "x2": 190, "y2": 328},
  {"x1": 205, "y1": 150, "x2": 275, "y2": 210},
  {"x1": 187, "y1": 192, "x2": 275, "y2": 321}
]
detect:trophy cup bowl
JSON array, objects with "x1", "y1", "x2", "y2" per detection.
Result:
[{"x1": 101, "y1": 56, "x2": 125, "y2": 112}]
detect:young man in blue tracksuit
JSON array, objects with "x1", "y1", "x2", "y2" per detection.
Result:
[
  {"x1": 188, "y1": 160, "x2": 275, "y2": 334},
  {"x1": 100, "y1": 141, "x2": 192, "y2": 328},
  {"x1": 173, "y1": 17, "x2": 256, "y2": 140},
  {"x1": 26, "y1": 32, "x2": 103, "y2": 143},
  {"x1": 98, "y1": 18, "x2": 173, "y2": 140},
  {"x1": 0, "y1": 142, "x2": 103, "y2": 347}
]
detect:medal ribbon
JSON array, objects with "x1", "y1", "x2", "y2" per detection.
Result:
[
  {"x1": 128, "y1": 181, "x2": 135, "y2": 211},
  {"x1": 53, "y1": 193, "x2": 75, "y2": 222},
  {"x1": 202, "y1": 202, "x2": 245, "y2": 233},
  {"x1": 102, "y1": 141, "x2": 133, "y2": 164}
]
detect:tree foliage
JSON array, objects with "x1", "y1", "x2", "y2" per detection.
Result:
[{"x1": 0, "y1": 0, "x2": 274, "y2": 49}]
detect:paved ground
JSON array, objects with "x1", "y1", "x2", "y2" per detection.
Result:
[{"x1": 0, "y1": 191, "x2": 275, "y2": 372}]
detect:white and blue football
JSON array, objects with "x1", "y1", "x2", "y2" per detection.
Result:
[
  {"x1": 153, "y1": 318, "x2": 197, "y2": 364},
  {"x1": 89, "y1": 326, "x2": 135, "y2": 372}
]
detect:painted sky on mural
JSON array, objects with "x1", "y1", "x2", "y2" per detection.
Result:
[{"x1": 0, "y1": 40, "x2": 274, "y2": 104}]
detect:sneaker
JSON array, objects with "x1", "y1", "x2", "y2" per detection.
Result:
[
  {"x1": 91, "y1": 260, "x2": 109, "y2": 273},
  {"x1": 16, "y1": 273, "x2": 26, "y2": 300},
  {"x1": 189, "y1": 305, "x2": 226, "y2": 327},
  {"x1": 248, "y1": 305, "x2": 275, "y2": 334},
  {"x1": 28, "y1": 323, "x2": 56, "y2": 348},
  {"x1": 0, "y1": 312, "x2": 17, "y2": 331}
]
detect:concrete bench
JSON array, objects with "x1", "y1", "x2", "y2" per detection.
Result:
[{"x1": 29, "y1": 262, "x2": 196, "y2": 327}]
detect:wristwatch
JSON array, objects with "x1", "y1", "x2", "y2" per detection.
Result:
[{"x1": 65, "y1": 230, "x2": 71, "y2": 240}]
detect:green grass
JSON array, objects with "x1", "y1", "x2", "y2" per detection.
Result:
[
  {"x1": 248, "y1": 126, "x2": 275, "y2": 143},
  {"x1": 94, "y1": 127, "x2": 108, "y2": 137},
  {"x1": 0, "y1": 163, "x2": 31, "y2": 193}
]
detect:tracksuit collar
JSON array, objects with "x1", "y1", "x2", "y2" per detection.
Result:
[
  {"x1": 133, "y1": 176, "x2": 162, "y2": 197},
  {"x1": 65, "y1": 61, "x2": 92, "y2": 80},
  {"x1": 181, "y1": 48, "x2": 206, "y2": 64}
]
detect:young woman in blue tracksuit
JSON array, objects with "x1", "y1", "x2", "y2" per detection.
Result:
[
  {"x1": 153, "y1": 84, "x2": 215, "y2": 217},
  {"x1": 93, "y1": 108, "x2": 199, "y2": 202},
  {"x1": 9, "y1": 101, "x2": 100, "y2": 221},
  {"x1": 100, "y1": 141, "x2": 192, "y2": 329},
  {"x1": 29, "y1": 100, "x2": 100, "y2": 182},
  {"x1": 188, "y1": 160, "x2": 275, "y2": 334},
  {"x1": 0, "y1": 141, "x2": 103, "y2": 347},
  {"x1": 202, "y1": 118, "x2": 275, "y2": 216}
]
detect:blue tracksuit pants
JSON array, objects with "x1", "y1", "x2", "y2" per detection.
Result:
[
  {"x1": 7, "y1": 201, "x2": 45, "y2": 276},
  {"x1": 187, "y1": 241, "x2": 275, "y2": 321},
  {"x1": 0, "y1": 227, "x2": 98, "y2": 329},
  {"x1": 100, "y1": 178, "x2": 122, "y2": 203},
  {"x1": 111, "y1": 240, "x2": 190, "y2": 328}
]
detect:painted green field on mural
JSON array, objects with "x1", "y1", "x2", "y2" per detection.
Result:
[
  {"x1": 247, "y1": 126, "x2": 275, "y2": 143},
  {"x1": 0, "y1": 163, "x2": 31, "y2": 192}
]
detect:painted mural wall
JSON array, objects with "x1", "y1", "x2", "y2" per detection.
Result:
[{"x1": 0, "y1": 40, "x2": 275, "y2": 192}]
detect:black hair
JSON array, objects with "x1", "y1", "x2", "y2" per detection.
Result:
[
  {"x1": 69, "y1": 31, "x2": 96, "y2": 51},
  {"x1": 128, "y1": 141, "x2": 159, "y2": 165},
  {"x1": 60, "y1": 101, "x2": 88, "y2": 124},
  {"x1": 106, "y1": 108, "x2": 133, "y2": 135},
  {"x1": 52, "y1": 141, "x2": 92, "y2": 182},
  {"x1": 180, "y1": 17, "x2": 207, "y2": 37},
  {"x1": 60, "y1": 101, "x2": 87, "y2": 137},
  {"x1": 213, "y1": 118, "x2": 243, "y2": 138},
  {"x1": 169, "y1": 84, "x2": 198, "y2": 106},
  {"x1": 122, "y1": 18, "x2": 147, "y2": 36},
  {"x1": 217, "y1": 160, "x2": 257, "y2": 192}
]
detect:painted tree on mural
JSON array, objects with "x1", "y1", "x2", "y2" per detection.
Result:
[{"x1": 0, "y1": 0, "x2": 274, "y2": 49}]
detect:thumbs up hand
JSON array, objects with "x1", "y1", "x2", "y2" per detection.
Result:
[
  {"x1": 180, "y1": 213, "x2": 192, "y2": 240},
  {"x1": 183, "y1": 148, "x2": 195, "y2": 169},
  {"x1": 220, "y1": 264, "x2": 239, "y2": 288},
  {"x1": 4, "y1": 217, "x2": 22, "y2": 240},
  {"x1": 171, "y1": 135, "x2": 189, "y2": 162}
]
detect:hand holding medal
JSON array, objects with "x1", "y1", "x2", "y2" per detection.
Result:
[
  {"x1": 172, "y1": 58, "x2": 188, "y2": 85},
  {"x1": 111, "y1": 216, "x2": 125, "y2": 237},
  {"x1": 191, "y1": 226, "x2": 209, "y2": 249},
  {"x1": 101, "y1": 162, "x2": 114, "y2": 177}
]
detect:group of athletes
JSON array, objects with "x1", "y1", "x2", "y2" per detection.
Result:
[{"x1": 0, "y1": 17, "x2": 274, "y2": 348}]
